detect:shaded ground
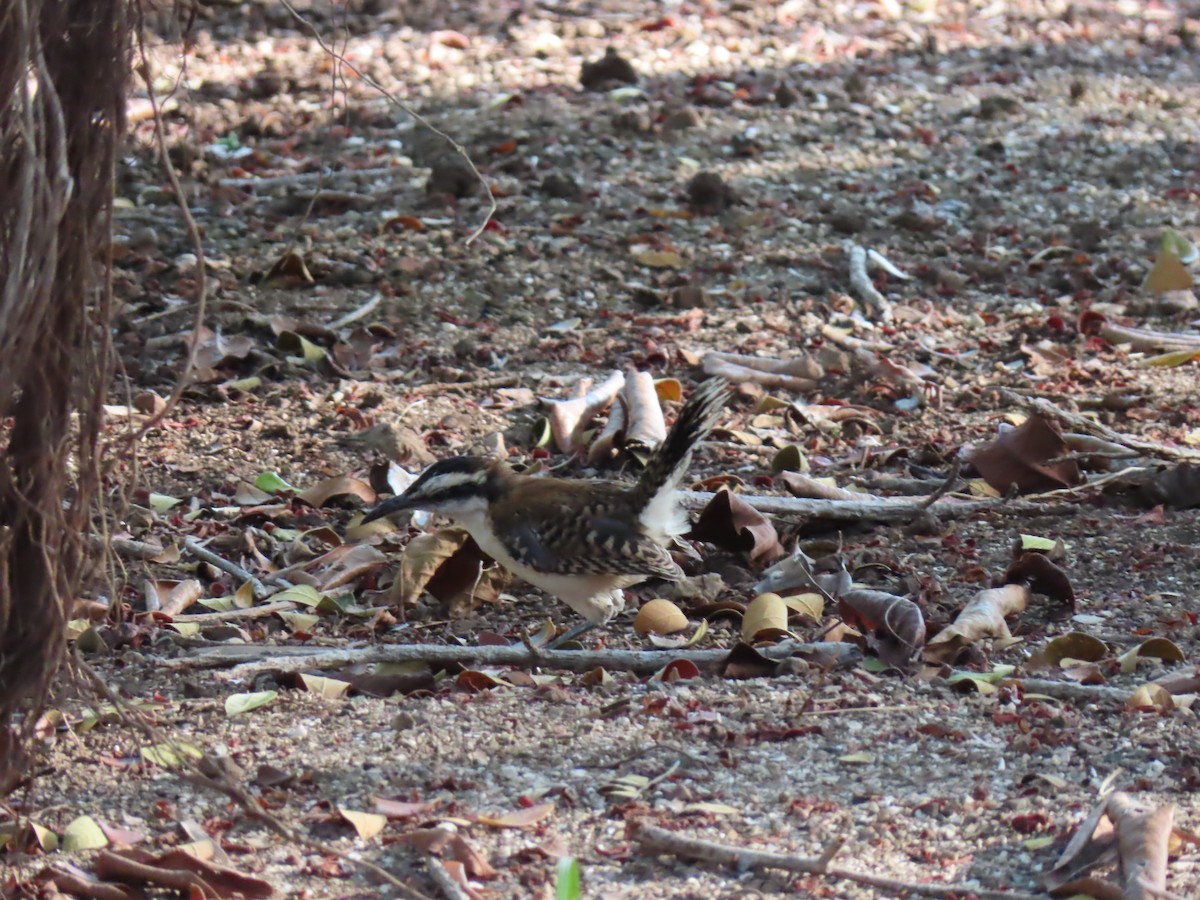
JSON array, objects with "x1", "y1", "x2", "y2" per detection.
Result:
[{"x1": 8, "y1": 0, "x2": 1200, "y2": 897}]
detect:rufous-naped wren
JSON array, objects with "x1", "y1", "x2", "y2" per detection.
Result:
[{"x1": 361, "y1": 377, "x2": 730, "y2": 644}]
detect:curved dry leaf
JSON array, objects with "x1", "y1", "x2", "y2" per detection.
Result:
[
  {"x1": 648, "y1": 617, "x2": 709, "y2": 649},
  {"x1": 633, "y1": 599, "x2": 688, "y2": 636},
  {"x1": 719, "y1": 642, "x2": 781, "y2": 679},
  {"x1": 1126, "y1": 683, "x2": 1175, "y2": 712},
  {"x1": 1106, "y1": 793, "x2": 1175, "y2": 900},
  {"x1": 771, "y1": 445, "x2": 808, "y2": 475},
  {"x1": 1003, "y1": 552, "x2": 1075, "y2": 613},
  {"x1": 372, "y1": 798, "x2": 437, "y2": 820},
  {"x1": 968, "y1": 413, "x2": 1082, "y2": 494},
  {"x1": 1118, "y1": 638, "x2": 1184, "y2": 675},
  {"x1": 654, "y1": 378, "x2": 683, "y2": 402},
  {"x1": 1036, "y1": 631, "x2": 1108, "y2": 668},
  {"x1": 474, "y1": 801, "x2": 555, "y2": 830},
  {"x1": 742, "y1": 592, "x2": 790, "y2": 643},
  {"x1": 299, "y1": 674, "x2": 351, "y2": 699},
  {"x1": 622, "y1": 370, "x2": 668, "y2": 452},
  {"x1": 225, "y1": 690, "x2": 277, "y2": 717},
  {"x1": 544, "y1": 371, "x2": 624, "y2": 453},
  {"x1": 687, "y1": 489, "x2": 786, "y2": 565},
  {"x1": 778, "y1": 471, "x2": 859, "y2": 500},
  {"x1": 838, "y1": 589, "x2": 926, "y2": 666},
  {"x1": 297, "y1": 475, "x2": 377, "y2": 508},
  {"x1": 783, "y1": 592, "x2": 824, "y2": 621},
  {"x1": 338, "y1": 809, "x2": 387, "y2": 841},
  {"x1": 924, "y1": 584, "x2": 1030, "y2": 665}
]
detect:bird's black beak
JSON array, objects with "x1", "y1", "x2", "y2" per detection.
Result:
[{"x1": 360, "y1": 494, "x2": 414, "y2": 525}]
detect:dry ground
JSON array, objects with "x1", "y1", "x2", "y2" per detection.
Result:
[{"x1": 7, "y1": 0, "x2": 1200, "y2": 897}]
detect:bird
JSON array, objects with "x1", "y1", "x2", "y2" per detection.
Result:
[{"x1": 360, "y1": 377, "x2": 731, "y2": 647}]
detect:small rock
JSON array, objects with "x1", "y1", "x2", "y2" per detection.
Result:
[
  {"x1": 540, "y1": 172, "x2": 581, "y2": 199},
  {"x1": 671, "y1": 284, "x2": 711, "y2": 309},
  {"x1": 976, "y1": 140, "x2": 1006, "y2": 161},
  {"x1": 775, "y1": 81, "x2": 799, "y2": 108},
  {"x1": 426, "y1": 154, "x2": 477, "y2": 198},
  {"x1": 1069, "y1": 79, "x2": 1086, "y2": 104},
  {"x1": 977, "y1": 94, "x2": 1020, "y2": 120},
  {"x1": 662, "y1": 105, "x2": 701, "y2": 133},
  {"x1": 612, "y1": 110, "x2": 651, "y2": 134},
  {"x1": 580, "y1": 47, "x2": 638, "y2": 91},
  {"x1": 686, "y1": 170, "x2": 734, "y2": 214},
  {"x1": 827, "y1": 205, "x2": 867, "y2": 235}
]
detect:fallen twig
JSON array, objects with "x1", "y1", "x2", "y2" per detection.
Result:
[
  {"x1": 219, "y1": 165, "x2": 405, "y2": 190},
  {"x1": 425, "y1": 857, "x2": 470, "y2": 900},
  {"x1": 402, "y1": 374, "x2": 521, "y2": 397},
  {"x1": 170, "y1": 600, "x2": 297, "y2": 625},
  {"x1": 1009, "y1": 678, "x2": 1134, "y2": 704},
  {"x1": 1000, "y1": 390, "x2": 1200, "y2": 463},
  {"x1": 183, "y1": 537, "x2": 274, "y2": 599},
  {"x1": 90, "y1": 534, "x2": 169, "y2": 561},
  {"x1": 328, "y1": 292, "x2": 381, "y2": 330},
  {"x1": 1094, "y1": 320, "x2": 1200, "y2": 352},
  {"x1": 163, "y1": 639, "x2": 862, "y2": 679},
  {"x1": 846, "y1": 242, "x2": 893, "y2": 322},
  {"x1": 630, "y1": 821, "x2": 1043, "y2": 899},
  {"x1": 680, "y1": 490, "x2": 1076, "y2": 521}
]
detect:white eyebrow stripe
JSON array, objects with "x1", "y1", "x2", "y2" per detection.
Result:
[{"x1": 422, "y1": 471, "x2": 486, "y2": 492}]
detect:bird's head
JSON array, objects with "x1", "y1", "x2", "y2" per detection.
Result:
[{"x1": 361, "y1": 455, "x2": 504, "y2": 524}]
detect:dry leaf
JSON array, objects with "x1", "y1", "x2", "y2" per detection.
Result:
[
  {"x1": 687, "y1": 489, "x2": 786, "y2": 565},
  {"x1": 338, "y1": 809, "x2": 387, "y2": 840},
  {"x1": 633, "y1": 599, "x2": 688, "y2": 636},
  {"x1": 967, "y1": 413, "x2": 1083, "y2": 494},
  {"x1": 924, "y1": 585, "x2": 1030, "y2": 665},
  {"x1": 297, "y1": 475, "x2": 377, "y2": 508},
  {"x1": 473, "y1": 801, "x2": 555, "y2": 829},
  {"x1": 838, "y1": 589, "x2": 926, "y2": 666},
  {"x1": 742, "y1": 592, "x2": 790, "y2": 643}
]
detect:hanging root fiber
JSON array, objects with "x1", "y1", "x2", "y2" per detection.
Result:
[{"x1": 0, "y1": 0, "x2": 129, "y2": 792}]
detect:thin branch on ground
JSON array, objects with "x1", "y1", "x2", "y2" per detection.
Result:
[
  {"x1": 630, "y1": 821, "x2": 1045, "y2": 900},
  {"x1": 170, "y1": 600, "x2": 297, "y2": 625},
  {"x1": 424, "y1": 857, "x2": 470, "y2": 900},
  {"x1": 182, "y1": 537, "x2": 278, "y2": 598},
  {"x1": 278, "y1": 0, "x2": 496, "y2": 243},
  {"x1": 400, "y1": 374, "x2": 521, "y2": 395},
  {"x1": 1000, "y1": 389, "x2": 1200, "y2": 463},
  {"x1": 163, "y1": 639, "x2": 863, "y2": 679},
  {"x1": 73, "y1": 657, "x2": 433, "y2": 900},
  {"x1": 846, "y1": 242, "x2": 893, "y2": 321},
  {"x1": 679, "y1": 490, "x2": 1077, "y2": 521}
]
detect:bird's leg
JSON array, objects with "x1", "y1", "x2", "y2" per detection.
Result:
[{"x1": 545, "y1": 619, "x2": 597, "y2": 650}]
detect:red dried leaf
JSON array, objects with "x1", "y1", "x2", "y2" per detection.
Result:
[
  {"x1": 968, "y1": 413, "x2": 1082, "y2": 494},
  {"x1": 687, "y1": 489, "x2": 786, "y2": 565}
]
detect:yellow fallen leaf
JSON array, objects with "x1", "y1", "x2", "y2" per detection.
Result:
[
  {"x1": 634, "y1": 599, "x2": 688, "y2": 636},
  {"x1": 1142, "y1": 349, "x2": 1200, "y2": 368},
  {"x1": 1143, "y1": 250, "x2": 1193, "y2": 295},
  {"x1": 742, "y1": 593, "x2": 790, "y2": 643},
  {"x1": 339, "y1": 808, "x2": 387, "y2": 840},
  {"x1": 1126, "y1": 683, "x2": 1174, "y2": 712},
  {"x1": 632, "y1": 248, "x2": 685, "y2": 268}
]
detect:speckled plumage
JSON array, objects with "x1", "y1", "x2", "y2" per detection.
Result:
[{"x1": 362, "y1": 377, "x2": 730, "y2": 629}]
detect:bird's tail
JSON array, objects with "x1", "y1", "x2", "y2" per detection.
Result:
[{"x1": 632, "y1": 377, "x2": 729, "y2": 520}]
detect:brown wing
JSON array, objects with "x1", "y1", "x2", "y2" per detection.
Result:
[{"x1": 489, "y1": 478, "x2": 683, "y2": 579}]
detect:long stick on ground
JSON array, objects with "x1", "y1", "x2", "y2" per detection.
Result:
[
  {"x1": 679, "y1": 490, "x2": 1076, "y2": 521},
  {"x1": 164, "y1": 640, "x2": 862, "y2": 680},
  {"x1": 630, "y1": 821, "x2": 1044, "y2": 900}
]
